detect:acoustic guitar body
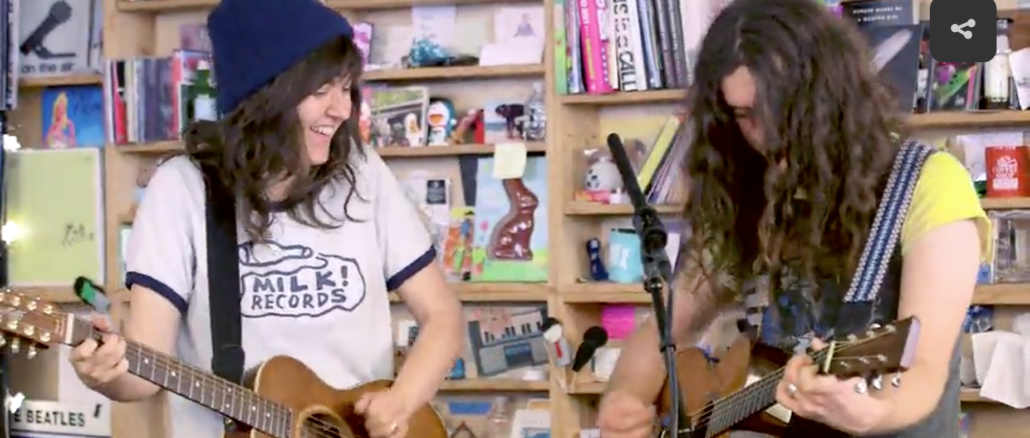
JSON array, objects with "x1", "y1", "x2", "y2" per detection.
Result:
[
  {"x1": 224, "y1": 356, "x2": 448, "y2": 438},
  {"x1": 658, "y1": 338, "x2": 788, "y2": 438}
]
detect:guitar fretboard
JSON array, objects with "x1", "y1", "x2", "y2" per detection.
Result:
[{"x1": 71, "y1": 318, "x2": 293, "y2": 437}]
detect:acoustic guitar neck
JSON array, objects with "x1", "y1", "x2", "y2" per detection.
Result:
[{"x1": 22, "y1": 308, "x2": 295, "y2": 438}]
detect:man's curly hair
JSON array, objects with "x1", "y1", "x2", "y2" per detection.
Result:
[{"x1": 682, "y1": 0, "x2": 906, "y2": 303}]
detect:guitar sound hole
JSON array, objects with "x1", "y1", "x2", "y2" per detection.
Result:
[{"x1": 302, "y1": 413, "x2": 352, "y2": 438}]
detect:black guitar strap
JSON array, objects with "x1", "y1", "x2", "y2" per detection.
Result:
[{"x1": 199, "y1": 163, "x2": 245, "y2": 431}]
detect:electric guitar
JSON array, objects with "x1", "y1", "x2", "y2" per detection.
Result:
[
  {"x1": 657, "y1": 317, "x2": 921, "y2": 438},
  {"x1": 0, "y1": 290, "x2": 448, "y2": 438}
]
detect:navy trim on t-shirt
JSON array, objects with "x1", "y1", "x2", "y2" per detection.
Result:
[
  {"x1": 387, "y1": 247, "x2": 437, "y2": 291},
  {"x1": 126, "y1": 271, "x2": 188, "y2": 314}
]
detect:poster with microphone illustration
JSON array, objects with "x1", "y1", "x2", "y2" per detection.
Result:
[{"x1": 17, "y1": 0, "x2": 99, "y2": 78}]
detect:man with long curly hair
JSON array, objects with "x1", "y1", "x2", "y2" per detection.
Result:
[{"x1": 597, "y1": 0, "x2": 985, "y2": 437}]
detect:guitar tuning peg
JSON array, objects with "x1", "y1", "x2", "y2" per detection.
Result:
[
  {"x1": 869, "y1": 323, "x2": 881, "y2": 329},
  {"x1": 891, "y1": 372, "x2": 902, "y2": 388},
  {"x1": 26, "y1": 345, "x2": 36, "y2": 359},
  {"x1": 9, "y1": 338, "x2": 19, "y2": 354},
  {"x1": 870, "y1": 374, "x2": 884, "y2": 391}
]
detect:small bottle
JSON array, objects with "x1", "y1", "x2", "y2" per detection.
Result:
[
  {"x1": 984, "y1": 19, "x2": 1014, "y2": 110},
  {"x1": 523, "y1": 82, "x2": 546, "y2": 141},
  {"x1": 484, "y1": 396, "x2": 511, "y2": 438},
  {"x1": 192, "y1": 60, "x2": 219, "y2": 121}
]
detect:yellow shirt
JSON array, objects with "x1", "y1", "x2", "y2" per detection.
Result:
[{"x1": 900, "y1": 152, "x2": 991, "y2": 259}]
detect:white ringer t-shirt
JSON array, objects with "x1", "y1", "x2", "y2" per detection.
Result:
[{"x1": 124, "y1": 151, "x2": 434, "y2": 438}]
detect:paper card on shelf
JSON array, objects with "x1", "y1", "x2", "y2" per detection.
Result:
[
  {"x1": 5, "y1": 149, "x2": 105, "y2": 286},
  {"x1": 11, "y1": 399, "x2": 111, "y2": 438},
  {"x1": 492, "y1": 143, "x2": 528, "y2": 179}
]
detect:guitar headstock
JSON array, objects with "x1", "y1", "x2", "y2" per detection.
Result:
[
  {"x1": 0, "y1": 289, "x2": 84, "y2": 359},
  {"x1": 818, "y1": 317, "x2": 920, "y2": 378}
]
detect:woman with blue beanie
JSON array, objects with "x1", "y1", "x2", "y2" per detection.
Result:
[{"x1": 67, "y1": 0, "x2": 464, "y2": 437}]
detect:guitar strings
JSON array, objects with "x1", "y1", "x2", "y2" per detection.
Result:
[
  {"x1": 123, "y1": 348, "x2": 353, "y2": 438},
  {"x1": 52, "y1": 314, "x2": 351, "y2": 438},
  {"x1": 679, "y1": 339, "x2": 861, "y2": 432}
]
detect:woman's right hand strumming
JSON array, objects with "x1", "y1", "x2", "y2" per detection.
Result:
[
  {"x1": 69, "y1": 314, "x2": 130, "y2": 389},
  {"x1": 597, "y1": 390, "x2": 656, "y2": 438}
]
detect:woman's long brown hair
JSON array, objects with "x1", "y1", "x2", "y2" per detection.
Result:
[{"x1": 180, "y1": 36, "x2": 366, "y2": 242}]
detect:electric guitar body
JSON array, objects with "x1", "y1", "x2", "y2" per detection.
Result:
[
  {"x1": 657, "y1": 337, "x2": 788, "y2": 438},
  {"x1": 225, "y1": 356, "x2": 448, "y2": 438}
]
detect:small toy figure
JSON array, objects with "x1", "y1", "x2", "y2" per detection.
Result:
[
  {"x1": 404, "y1": 113, "x2": 424, "y2": 146},
  {"x1": 584, "y1": 156, "x2": 623, "y2": 192},
  {"x1": 450, "y1": 109, "x2": 481, "y2": 144},
  {"x1": 426, "y1": 99, "x2": 457, "y2": 146}
]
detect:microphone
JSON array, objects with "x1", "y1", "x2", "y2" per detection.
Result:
[
  {"x1": 606, "y1": 133, "x2": 667, "y2": 251},
  {"x1": 571, "y1": 326, "x2": 609, "y2": 373},
  {"x1": 542, "y1": 318, "x2": 572, "y2": 368}
]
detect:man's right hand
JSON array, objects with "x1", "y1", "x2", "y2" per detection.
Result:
[{"x1": 597, "y1": 390, "x2": 656, "y2": 438}]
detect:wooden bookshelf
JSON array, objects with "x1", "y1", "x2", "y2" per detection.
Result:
[
  {"x1": 981, "y1": 197, "x2": 1030, "y2": 210},
  {"x1": 364, "y1": 64, "x2": 544, "y2": 82},
  {"x1": 908, "y1": 111, "x2": 1030, "y2": 129},
  {"x1": 19, "y1": 74, "x2": 103, "y2": 88},
  {"x1": 378, "y1": 142, "x2": 547, "y2": 157},
  {"x1": 9, "y1": 0, "x2": 1030, "y2": 437}
]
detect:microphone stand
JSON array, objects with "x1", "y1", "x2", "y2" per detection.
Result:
[
  {"x1": 605, "y1": 132, "x2": 689, "y2": 436},
  {"x1": 631, "y1": 201, "x2": 690, "y2": 437}
]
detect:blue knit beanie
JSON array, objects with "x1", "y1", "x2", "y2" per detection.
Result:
[{"x1": 206, "y1": 0, "x2": 354, "y2": 114}]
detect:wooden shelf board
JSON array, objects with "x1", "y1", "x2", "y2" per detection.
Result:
[
  {"x1": 440, "y1": 379, "x2": 548, "y2": 392},
  {"x1": 981, "y1": 197, "x2": 1030, "y2": 210},
  {"x1": 378, "y1": 142, "x2": 546, "y2": 158},
  {"x1": 560, "y1": 282, "x2": 1028, "y2": 306},
  {"x1": 19, "y1": 74, "x2": 103, "y2": 88},
  {"x1": 973, "y1": 283, "x2": 1030, "y2": 305},
  {"x1": 562, "y1": 283, "x2": 651, "y2": 304},
  {"x1": 565, "y1": 202, "x2": 682, "y2": 216},
  {"x1": 7, "y1": 286, "x2": 81, "y2": 304},
  {"x1": 364, "y1": 64, "x2": 543, "y2": 82},
  {"x1": 559, "y1": 89, "x2": 686, "y2": 106},
  {"x1": 960, "y1": 387, "x2": 995, "y2": 403},
  {"x1": 567, "y1": 381, "x2": 606, "y2": 395},
  {"x1": 115, "y1": 141, "x2": 183, "y2": 154},
  {"x1": 389, "y1": 283, "x2": 551, "y2": 303},
  {"x1": 119, "y1": 0, "x2": 521, "y2": 12},
  {"x1": 908, "y1": 111, "x2": 1030, "y2": 129}
]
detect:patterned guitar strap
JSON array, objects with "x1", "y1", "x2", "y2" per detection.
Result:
[{"x1": 736, "y1": 141, "x2": 937, "y2": 346}]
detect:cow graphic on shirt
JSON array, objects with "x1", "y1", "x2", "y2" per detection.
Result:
[{"x1": 238, "y1": 240, "x2": 367, "y2": 318}]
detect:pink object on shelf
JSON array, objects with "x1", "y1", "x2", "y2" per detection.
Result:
[{"x1": 601, "y1": 304, "x2": 637, "y2": 340}]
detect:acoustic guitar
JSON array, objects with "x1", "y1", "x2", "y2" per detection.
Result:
[
  {"x1": 657, "y1": 317, "x2": 921, "y2": 438},
  {"x1": 0, "y1": 290, "x2": 448, "y2": 438}
]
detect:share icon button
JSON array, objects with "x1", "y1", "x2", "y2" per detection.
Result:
[{"x1": 930, "y1": 0, "x2": 997, "y2": 62}]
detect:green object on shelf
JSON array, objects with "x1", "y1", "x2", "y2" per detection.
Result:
[
  {"x1": 974, "y1": 180, "x2": 987, "y2": 197},
  {"x1": 192, "y1": 60, "x2": 219, "y2": 122}
]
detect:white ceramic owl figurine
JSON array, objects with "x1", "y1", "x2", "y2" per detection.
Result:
[{"x1": 584, "y1": 156, "x2": 624, "y2": 192}]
